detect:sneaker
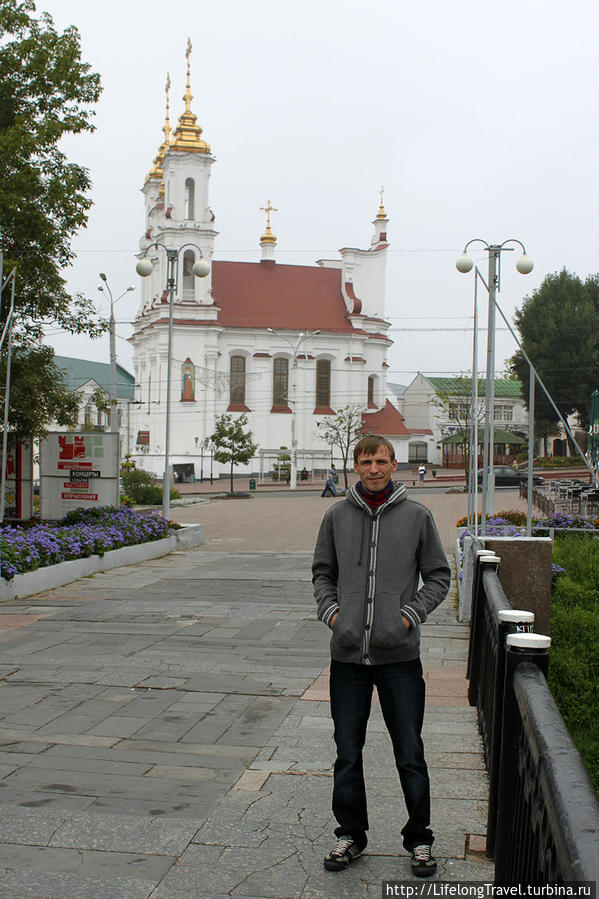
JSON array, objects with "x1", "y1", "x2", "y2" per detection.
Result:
[
  {"x1": 324, "y1": 834, "x2": 363, "y2": 871},
  {"x1": 410, "y1": 844, "x2": 437, "y2": 877}
]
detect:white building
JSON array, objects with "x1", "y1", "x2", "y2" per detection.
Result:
[
  {"x1": 400, "y1": 373, "x2": 529, "y2": 467},
  {"x1": 128, "y1": 49, "x2": 428, "y2": 481}
]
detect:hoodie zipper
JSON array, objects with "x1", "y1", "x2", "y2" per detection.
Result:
[{"x1": 362, "y1": 513, "x2": 381, "y2": 664}]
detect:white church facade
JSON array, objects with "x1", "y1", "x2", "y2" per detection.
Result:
[{"x1": 129, "y1": 47, "x2": 430, "y2": 481}]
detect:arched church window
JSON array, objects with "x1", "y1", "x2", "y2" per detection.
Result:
[
  {"x1": 273, "y1": 358, "x2": 288, "y2": 407},
  {"x1": 368, "y1": 375, "x2": 376, "y2": 406},
  {"x1": 181, "y1": 358, "x2": 195, "y2": 402},
  {"x1": 316, "y1": 360, "x2": 331, "y2": 408},
  {"x1": 185, "y1": 178, "x2": 195, "y2": 219},
  {"x1": 84, "y1": 403, "x2": 92, "y2": 426},
  {"x1": 182, "y1": 250, "x2": 195, "y2": 298},
  {"x1": 230, "y1": 356, "x2": 246, "y2": 405}
]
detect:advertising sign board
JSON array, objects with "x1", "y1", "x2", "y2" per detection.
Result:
[{"x1": 40, "y1": 432, "x2": 119, "y2": 519}]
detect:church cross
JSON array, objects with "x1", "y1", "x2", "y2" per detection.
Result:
[{"x1": 260, "y1": 200, "x2": 278, "y2": 230}]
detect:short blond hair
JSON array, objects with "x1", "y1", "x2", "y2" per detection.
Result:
[{"x1": 353, "y1": 435, "x2": 395, "y2": 464}]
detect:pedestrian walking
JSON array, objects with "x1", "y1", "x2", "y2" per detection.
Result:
[
  {"x1": 418, "y1": 464, "x2": 426, "y2": 484},
  {"x1": 321, "y1": 464, "x2": 337, "y2": 497},
  {"x1": 312, "y1": 435, "x2": 450, "y2": 877}
]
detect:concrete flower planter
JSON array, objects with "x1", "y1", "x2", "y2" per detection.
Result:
[{"x1": 0, "y1": 524, "x2": 203, "y2": 603}]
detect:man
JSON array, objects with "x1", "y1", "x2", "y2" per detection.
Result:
[
  {"x1": 418, "y1": 464, "x2": 426, "y2": 484},
  {"x1": 312, "y1": 435, "x2": 450, "y2": 878},
  {"x1": 321, "y1": 463, "x2": 337, "y2": 497}
]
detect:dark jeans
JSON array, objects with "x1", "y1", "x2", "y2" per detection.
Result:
[
  {"x1": 321, "y1": 479, "x2": 337, "y2": 497},
  {"x1": 329, "y1": 658, "x2": 433, "y2": 851}
]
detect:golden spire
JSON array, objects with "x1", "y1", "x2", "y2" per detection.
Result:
[
  {"x1": 171, "y1": 38, "x2": 211, "y2": 154},
  {"x1": 260, "y1": 200, "x2": 278, "y2": 243},
  {"x1": 376, "y1": 185, "x2": 388, "y2": 220},
  {"x1": 147, "y1": 73, "x2": 172, "y2": 181}
]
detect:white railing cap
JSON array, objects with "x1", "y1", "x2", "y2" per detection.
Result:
[
  {"x1": 506, "y1": 633, "x2": 551, "y2": 650},
  {"x1": 498, "y1": 610, "x2": 534, "y2": 623}
]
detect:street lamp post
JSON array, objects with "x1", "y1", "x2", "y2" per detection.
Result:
[
  {"x1": 456, "y1": 240, "x2": 533, "y2": 529},
  {"x1": 136, "y1": 242, "x2": 210, "y2": 519},
  {"x1": 98, "y1": 274, "x2": 134, "y2": 434},
  {"x1": 267, "y1": 328, "x2": 320, "y2": 490},
  {"x1": 0, "y1": 252, "x2": 16, "y2": 524}
]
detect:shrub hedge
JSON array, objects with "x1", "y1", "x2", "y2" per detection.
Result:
[{"x1": 549, "y1": 534, "x2": 599, "y2": 792}]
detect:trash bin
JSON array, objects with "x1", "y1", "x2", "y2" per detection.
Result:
[
  {"x1": 249, "y1": 479, "x2": 256, "y2": 490},
  {"x1": 333, "y1": 473, "x2": 339, "y2": 484}
]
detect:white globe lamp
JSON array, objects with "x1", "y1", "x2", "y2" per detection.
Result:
[
  {"x1": 136, "y1": 258, "x2": 154, "y2": 277},
  {"x1": 516, "y1": 254, "x2": 534, "y2": 275},
  {"x1": 193, "y1": 259, "x2": 210, "y2": 278},
  {"x1": 456, "y1": 253, "x2": 474, "y2": 274}
]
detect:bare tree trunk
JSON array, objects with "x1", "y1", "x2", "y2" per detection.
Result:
[{"x1": 230, "y1": 461, "x2": 234, "y2": 494}]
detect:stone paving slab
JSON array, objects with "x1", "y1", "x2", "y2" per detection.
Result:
[{"x1": 0, "y1": 535, "x2": 495, "y2": 896}]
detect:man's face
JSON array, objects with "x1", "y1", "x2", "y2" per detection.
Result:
[{"x1": 354, "y1": 446, "x2": 397, "y2": 492}]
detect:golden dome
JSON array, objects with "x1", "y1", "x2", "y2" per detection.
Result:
[
  {"x1": 261, "y1": 224, "x2": 277, "y2": 244},
  {"x1": 376, "y1": 185, "x2": 388, "y2": 220},
  {"x1": 171, "y1": 39, "x2": 211, "y2": 154},
  {"x1": 260, "y1": 200, "x2": 278, "y2": 243}
]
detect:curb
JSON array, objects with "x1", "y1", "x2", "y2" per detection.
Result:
[{"x1": 0, "y1": 524, "x2": 204, "y2": 603}]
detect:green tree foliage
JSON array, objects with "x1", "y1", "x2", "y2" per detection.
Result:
[
  {"x1": 510, "y1": 270, "x2": 599, "y2": 431},
  {"x1": 0, "y1": 345, "x2": 79, "y2": 436},
  {"x1": 315, "y1": 404, "x2": 365, "y2": 489},
  {"x1": 0, "y1": 0, "x2": 104, "y2": 344},
  {"x1": 0, "y1": 0, "x2": 105, "y2": 437},
  {"x1": 211, "y1": 413, "x2": 258, "y2": 494}
]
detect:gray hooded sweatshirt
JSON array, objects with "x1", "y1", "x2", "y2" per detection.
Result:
[{"x1": 312, "y1": 482, "x2": 451, "y2": 665}]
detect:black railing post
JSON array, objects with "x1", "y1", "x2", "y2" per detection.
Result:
[
  {"x1": 494, "y1": 633, "x2": 551, "y2": 883},
  {"x1": 486, "y1": 609, "x2": 534, "y2": 860},
  {"x1": 467, "y1": 551, "x2": 500, "y2": 706}
]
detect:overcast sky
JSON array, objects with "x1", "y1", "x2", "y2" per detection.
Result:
[{"x1": 41, "y1": 0, "x2": 599, "y2": 387}]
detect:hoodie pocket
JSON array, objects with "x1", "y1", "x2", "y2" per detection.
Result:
[
  {"x1": 369, "y1": 591, "x2": 410, "y2": 650},
  {"x1": 332, "y1": 590, "x2": 364, "y2": 651}
]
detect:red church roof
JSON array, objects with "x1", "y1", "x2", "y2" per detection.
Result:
[
  {"x1": 362, "y1": 400, "x2": 432, "y2": 437},
  {"x1": 211, "y1": 261, "x2": 354, "y2": 332}
]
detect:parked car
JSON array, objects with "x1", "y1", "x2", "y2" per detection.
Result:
[{"x1": 477, "y1": 465, "x2": 544, "y2": 487}]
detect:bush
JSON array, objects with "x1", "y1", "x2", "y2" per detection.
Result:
[
  {"x1": 455, "y1": 509, "x2": 528, "y2": 528},
  {"x1": 549, "y1": 534, "x2": 599, "y2": 792},
  {"x1": 120, "y1": 469, "x2": 180, "y2": 505},
  {"x1": 536, "y1": 456, "x2": 587, "y2": 469}
]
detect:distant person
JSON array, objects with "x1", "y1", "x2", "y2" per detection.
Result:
[
  {"x1": 300, "y1": 467, "x2": 309, "y2": 482},
  {"x1": 312, "y1": 435, "x2": 450, "y2": 877},
  {"x1": 321, "y1": 464, "x2": 337, "y2": 498},
  {"x1": 418, "y1": 464, "x2": 426, "y2": 484}
]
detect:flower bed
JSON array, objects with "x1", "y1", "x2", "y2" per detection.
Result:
[{"x1": 1, "y1": 507, "x2": 171, "y2": 581}]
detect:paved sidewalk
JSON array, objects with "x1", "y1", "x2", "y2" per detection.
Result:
[{"x1": 0, "y1": 494, "x2": 503, "y2": 897}]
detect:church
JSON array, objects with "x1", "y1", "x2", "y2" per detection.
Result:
[{"x1": 128, "y1": 45, "x2": 431, "y2": 482}]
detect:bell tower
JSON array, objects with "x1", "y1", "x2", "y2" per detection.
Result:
[{"x1": 138, "y1": 39, "x2": 218, "y2": 310}]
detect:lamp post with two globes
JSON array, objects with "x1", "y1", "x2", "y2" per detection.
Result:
[
  {"x1": 456, "y1": 240, "x2": 533, "y2": 527},
  {"x1": 136, "y1": 242, "x2": 210, "y2": 519}
]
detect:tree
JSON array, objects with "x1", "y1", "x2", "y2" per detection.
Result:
[
  {"x1": 0, "y1": 345, "x2": 80, "y2": 437},
  {"x1": 0, "y1": 0, "x2": 104, "y2": 344},
  {"x1": 210, "y1": 413, "x2": 258, "y2": 494},
  {"x1": 0, "y1": 1, "x2": 105, "y2": 437},
  {"x1": 433, "y1": 378, "x2": 486, "y2": 483},
  {"x1": 510, "y1": 269, "x2": 599, "y2": 433},
  {"x1": 315, "y1": 404, "x2": 365, "y2": 489}
]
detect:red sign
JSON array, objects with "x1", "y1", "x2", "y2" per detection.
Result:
[
  {"x1": 58, "y1": 461, "x2": 93, "y2": 471},
  {"x1": 61, "y1": 492, "x2": 99, "y2": 501}
]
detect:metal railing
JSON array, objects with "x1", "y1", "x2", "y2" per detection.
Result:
[
  {"x1": 494, "y1": 651, "x2": 599, "y2": 883},
  {"x1": 467, "y1": 549, "x2": 599, "y2": 880}
]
